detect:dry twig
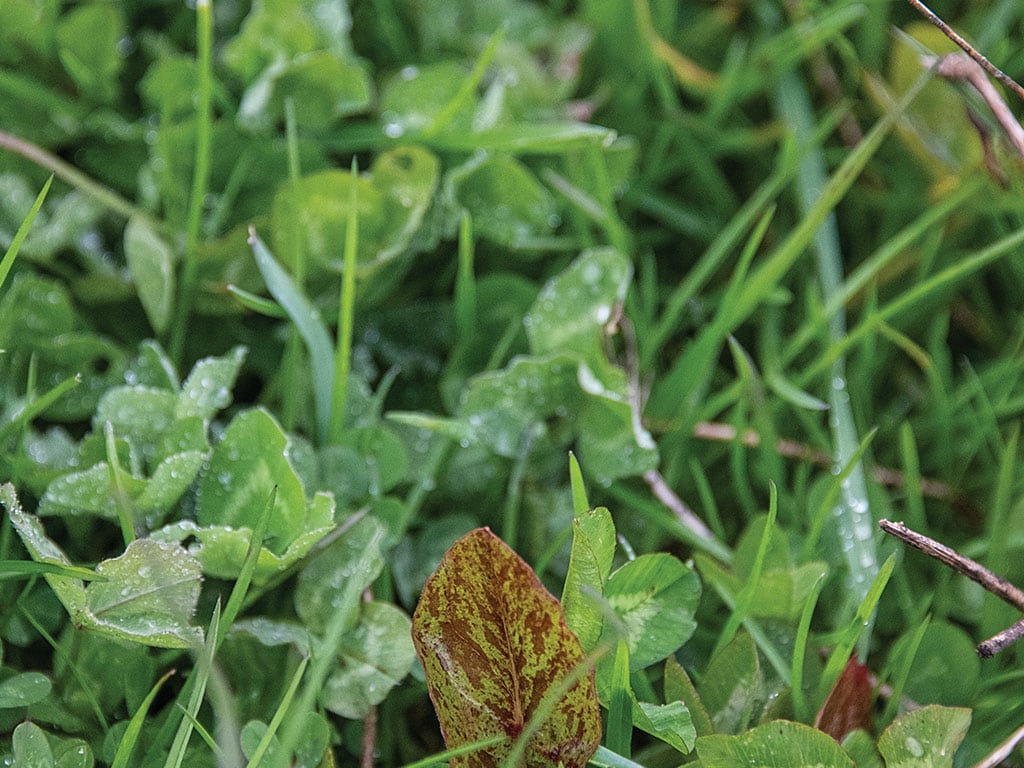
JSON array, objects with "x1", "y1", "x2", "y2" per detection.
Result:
[{"x1": 879, "y1": 519, "x2": 1024, "y2": 657}]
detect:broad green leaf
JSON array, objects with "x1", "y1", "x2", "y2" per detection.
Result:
[
  {"x1": 94, "y1": 386, "x2": 178, "y2": 466},
  {"x1": 448, "y1": 154, "x2": 556, "y2": 248},
  {"x1": 336, "y1": 426, "x2": 409, "y2": 495},
  {"x1": 696, "y1": 720, "x2": 854, "y2": 768},
  {"x1": 698, "y1": 631, "x2": 762, "y2": 735},
  {"x1": 124, "y1": 217, "x2": 175, "y2": 334},
  {"x1": 411, "y1": 527, "x2": 600, "y2": 768},
  {"x1": 271, "y1": 146, "x2": 439, "y2": 275},
  {"x1": 12, "y1": 721, "x2": 55, "y2": 768},
  {"x1": 4, "y1": 484, "x2": 201, "y2": 649},
  {"x1": 525, "y1": 248, "x2": 630, "y2": 378},
  {"x1": 561, "y1": 506, "x2": 615, "y2": 653},
  {"x1": 380, "y1": 62, "x2": 475, "y2": 135},
  {"x1": 842, "y1": 730, "x2": 883, "y2": 768},
  {"x1": 195, "y1": 408, "x2": 307, "y2": 555},
  {"x1": 635, "y1": 701, "x2": 696, "y2": 754},
  {"x1": 876, "y1": 705, "x2": 971, "y2": 768},
  {"x1": 85, "y1": 538, "x2": 203, "y2": 648},
  {"x1": 601, "y1": 553, "x2": 700, "y2": 671},
  {"x1": 239, "y1": 51, "x2": 372, "y2": 131},
  {"x1": 322, "y1": 601, "x2": 416, "y2": 719},
  {"x1": 459, "y1": 354, "x2": 580, "y2": 456},
  {"x1": 295, "y1": 515, "x2": 385, "y2": 636},
  {"x1": 897, "y1": 621, "x2": 979, "y2": 706},
  {"x1": 176, "y1": 346, "x2": 247, "y2": 421},
  {"x1": 664, "y1": 656, "x2": 714, "y2": 738},
  {"x1": 0, "y1": 671, "x2": 51, "y2": 708},
  {"x1": 152, "y1": 493, "x2": 335, "y2": 583}
]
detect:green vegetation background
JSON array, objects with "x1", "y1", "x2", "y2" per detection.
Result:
[{"x1": 1, "y1": 0, "x2": 1024, "y2": 766}]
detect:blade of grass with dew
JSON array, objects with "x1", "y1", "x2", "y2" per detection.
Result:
[
  {"x1": 0, "y1": 561, "x2": 105, "y2": 582},
  {"x1": 800, "y1": 427, "x2": 878, "y2": 562},
  {"x1": 111, "y1": 670, "x2": 176, "y2": 768},
  {"x1": 104, "y1": 421, "x2": 136, "y2": 546},
  {"x1": 244, "y1": 655, "x2": 309, "y2": 768},
  {"x1": 280, "y1": 96, "x2": 308, "y2": 433},
  {"x1": 713, "y1": 482, "x2": 779, "y2": 659},
  {"x1": 791, "y1": 572, "x2": 826, "y2": 723},
  {"x1": 174, "y1": 706, "x2": 221, "y2": 756},
  {"x1": 982, "y1": 424, "x2": 1020, "y2": 640},
  {"x1": 584, "y1": 146, "x2": 630, "y2": 255},
  {"x1": 219, "y1": 487, "x2": 277, "y2": 641},
  {"x1": 817, "y1": 553, "x2": 895, "y2": 702},
  {"x1": 0, "y1": 174, "x2": 51, "y2": 289},
  {"x1": 569, "y1": 452, "x2": 590, "y2": 514},
  {"x1": 329, "y1": 159, "x2": 360, "y2": 443},
  {"x1": 774, "y1": 62, "x2": 878, "y2": 650},
  {"x1": 170, "y1": 0, "x2": 214, "y2": 362},
  {"x1": 164, "y1": 603, "x2": 220, "y2": 768},
  {"x1": 248, "y1": 229, "x2": 334, "y2": 442}
]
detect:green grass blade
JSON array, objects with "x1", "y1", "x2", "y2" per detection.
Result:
[
  {"x1": 790, "y1": 572, "x2": 826, "y2": 723},
  {"x1": 606, "y1": 639, "x2": 633, "y2": 757},
  {"x1": 248, "y1": 229, "x2": 334, "y2": 442},
  {"x1": 219, "y1": 486, "x2": 277, "y2": 642},
  {"x1": 0, "y1": 174, "x2": 51, "y2": 290},
  {"x1": 104, "y1": 421, "x2": 136, "y2": 546},
  {"x1": 226, "y1": 285, "x2": 288, "y2": 318},
  {"x1": 164, "y1": 603, "x2": 220, "y2": 768},
  {"x1": 713, "y1": 480, "x2": 778, "y2": 658},
  {"x1": 111, "y1": 670, "x2": 176, "y2": 768},
  {"x1": 0, "y1": 373, "x2": 79, "y2": 445},
  {"x1": 423, "y1": 25, "x2": 506, "y2": 136},
  {"x1": 880, "y1": 614, "x2": 931, "y2": 726},
  {"x1": 569, "y1": 452, "x2": 590, "y2": 514},
  {"x1": 170, "y1": 0, "x2": 215, "y2": 362},
  {"x1": 0, "y1": 560, "x2": 105, "y2": 582},
  {"x1": 329, "y1": 159, "x2": 360, "y2": 443},
  {"x1": 817, "y1": 553, "x2": 896, "y2": 701},
  {"x1": 245, "y1": 655, "x2": 309, "y2": 768},
  {"x1": 398, "y1": 735, "x2": 508, "y2": 768},
  {"x1": 454, "y1": 211, "x2": 477, "y2": 344}
]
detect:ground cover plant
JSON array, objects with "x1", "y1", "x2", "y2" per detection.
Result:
[{"x1": 2, "y1": 0, "x2": 1024, "y2": 766}]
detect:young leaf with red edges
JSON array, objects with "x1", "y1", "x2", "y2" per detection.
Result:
[
  {"x1": 814, "y1": 655, "x2": 873, "y2": 742},
  {"x1": 411, "y1": 527, "x2": 600, "y2": 768}
]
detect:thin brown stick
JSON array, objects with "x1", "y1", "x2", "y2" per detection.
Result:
[
  {"x1": 879, "y1": 520, "x2": 1024, "y2": 610},
  {"x1": 925, "y1": 53, "x2": 1024, "y2": 156},
  {"x1": 879, "y1": 519, "x2": 1024, "y2": 657},
  {"x1": 977, "y1": 617, "x2": 1024, "y2": 659},
  {"x1": 361, "y1": 585, "x2": 378, "y2": 768},
  {"x1": 904, "y1": 0, "x2": 1024, "y2": 104}
]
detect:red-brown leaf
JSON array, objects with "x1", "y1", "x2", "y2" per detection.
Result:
[
  {"x1": 411, "y1": 527, "x2": 600, "y2": 768},
  {"x1": 815, "y1": 655, "x2": 874, "y2": 741}
]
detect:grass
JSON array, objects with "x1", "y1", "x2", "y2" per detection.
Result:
[{"x1": 2, "y1": 0, "x2": 1024, "y2": 766}]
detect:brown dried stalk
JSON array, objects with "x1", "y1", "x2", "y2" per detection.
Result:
[
  {"x1": 905, "y1": 0, "x2": 1024, "y2": 105},
  {"x1": 879, "y1": 519, "x2": 1024, "y2": 657}
]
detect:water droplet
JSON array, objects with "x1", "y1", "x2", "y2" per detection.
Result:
[{"x1": 905, "y1": 737, "x2": 924, "y2": 758}]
